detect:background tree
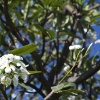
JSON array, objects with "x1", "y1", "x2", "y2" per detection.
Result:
[{"x1": 0, "y1": 0, "x2": 100, "y2": 100}]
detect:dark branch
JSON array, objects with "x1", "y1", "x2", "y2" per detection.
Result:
[{"x1": 68, "y1": 61, "x2": 100, "y2": 83}]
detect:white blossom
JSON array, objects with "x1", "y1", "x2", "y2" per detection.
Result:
[
  {"x1": 1, "y1": 76, "x2": 11, "y2": 86},
  {"x1": 94, "y1": 39, "x2": 100, "y2": 44},
  {"x1": 63, "y1": 65, "x2": 70, "y2": 72},
  {"x1": 69, "y1": 45, "x2": 82, "y2": 50}
]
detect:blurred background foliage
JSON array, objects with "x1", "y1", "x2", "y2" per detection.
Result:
[{"x1": 0, "y1": 0, "x2": 100, "y2": 100}]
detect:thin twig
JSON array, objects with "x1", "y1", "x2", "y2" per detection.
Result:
[{"x1": 44, "y1": 90, "x2": 54, "y2": 100}]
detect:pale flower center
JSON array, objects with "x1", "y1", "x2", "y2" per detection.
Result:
[
  {"x1": 6, "y1": 65, "x2": 10, "y2": 68},
  {"x1": 2, "y1": 79, "x2": 8, "y2": 84}
]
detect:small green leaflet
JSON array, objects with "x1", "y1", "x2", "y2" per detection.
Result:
[
  {"x1": 18, "y1": 71, "x2": 41, "y2": 76},
  {"x1": 59, "y1": 89, "x2": 84, "y2": 95},
  {"x1": 28, "y1": 71, "x2": 41, "y2": 74},
  {"x1": 24, "y1": 0, "x2": 30, "y2": 20},
  {"x1": 51, "y1": 82, "x2": 75, "y2": 92},
  {"x1": 8, "y1": 43, "x2": 38, "y2": 56},
  {"x1": 59, "y1": 89, "x2": 84, "y2": 99}
]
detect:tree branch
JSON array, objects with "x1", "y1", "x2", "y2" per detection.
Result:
[
  {"x1": 87, "y1": 4, "x2": 100, "y2": 11},
  {"x1": 44, "y1": 90, "x2": 54, "y2": 100},
  {"x1": 68, "y1": 61, "x2": 100, "y2": 83}
]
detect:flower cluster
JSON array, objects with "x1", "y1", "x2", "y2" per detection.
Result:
[{"x1": 0, "y1": 54, "x2": 29, "y2": 87}]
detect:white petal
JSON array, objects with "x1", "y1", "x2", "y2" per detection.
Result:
[
  {"x1": 6, "y1": 77, "x2": 12, "y2": 86},
  {"x1": 8, "y1": 56, "x2": 14, "y2": 62},
  {"x1": 5, "y1": 54, "x2": 14, "y2": 62},
  {"x1": 20, "y1": 62, "x2": 27, "y2": 67},
  {"x1": 1, "y1": 76, "x2": 6, "y2": 81},
  {"x1": 63, "y1": 65, "x2": 70, "y2": 72},
  {"x1": 13, "y1": 75, "x2": 18, "y2": 86},
  {"x1": 7, "y1": 54, "x2": 13, "y2": 57},
  {"x1": 5, "y1": 67, "x2": 11, "y2": 73},
  {"x1": 14, "y1": 55, "x2": 23, "y2": 60},
  {"x1": 95, "y1": 39, "x2": 100, "y2": 44},
  {"x1": 69, "y1": 46, "x2": 74, "y2": 50},
  {"x1": 0, "y1": 61, "x2": 8, "y2": 69},
  {"x1": 10, "y1": 65, "x2": 16, "y2": 72},
  {"x1": 20, "y1": 67, "x2": 29, "y2": 83},
  {"x1": 20, "y1": 67, "x2": 29, "y2": 74},
  {"x1": 21, "y1": 75, "x2": 28, "y2": 83},
  {"x1": 17, "y1": 62, "x2": 21, "y2": 66}
]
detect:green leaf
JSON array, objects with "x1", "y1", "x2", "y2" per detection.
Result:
[
  {"x1": 90, "y1": 14, "x2": 100, "y2": 24},
  {"x1": 51, "y1": 82, "x2": 75, "y2": 92},
  {"x1": 67, "y1": 89, "x2": 84, "y2": 94},
  {"x1": 28, "y1": 23, "x2": 44, "y2": 35},
  {"x1": 85, "y1": 16, "x2": 91, "y2": 22},
  {"x1": 59, "y1": 90, "x2": 78, "y2": 96},
  {"x1": 19, "y1": 72, "x2": 27, "y2": 76},
  {"x1": 27, "y1": 29, "x2": 42, "y2": 35},
  {"x1": 59, "y1": 89, "x2": 84, "y2": 98},
  {"x1": 28, "y1": 71, "x2": 41, "y2": 74},
  {"x1": 24, "y1": 0, "x2": 30, "y2": 20},
  {"x1": 11, "y1": 0, "x2": 26, "y2": 2},
  {"x1": 76, "y1": 0, "x2": 84, "y2": 5},
  {"x1": 50, "y1": 0, "x2": 63, "y2": 7},
  {"x1": 61, "y1": 92, "x2": 80, "y2": 100},
  {"x1": 18, "y1": 71, "x2": 41, "y2": 76},
  {"x1": 32, "y1": 8, "x2": 44, "y2": 19},
  {"x1": 46, "y1": 29, "x2": 55, "y2": 39},
  {"x1": 44, "y1": 0, "x2": 53, "y2": 5},
  {"x1": 29, "y1": 4, "x2": 44, "y2": 19},
  {"x1": 8, "y1": 44, "x2": 38, "y2": 56},
  {"x1": 83, "y1": 5, "x2": 89, "y2": 11},
  {"x1": 19, "y1": 83, "x2": 33, "y2": 91}
]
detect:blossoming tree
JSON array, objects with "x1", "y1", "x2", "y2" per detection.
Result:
[{"x1": 0, "y1": 0, "x2": 100, "y2": 100}]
